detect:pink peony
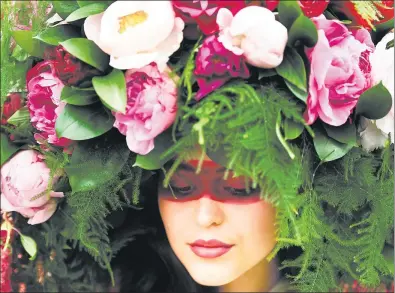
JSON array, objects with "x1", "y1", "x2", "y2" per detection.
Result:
[
  {"x1": 304, "y1": 16, "x2": 374, "y2": 126},
  {"x1": 194, "y1": 35, "x2": 250, "y2": 100},
  {"x1": 0, "y1": 150, "x2": 64, "y2": 225},
  {"x1": 27, "y1": 61, "x2": 72, "y2": 147},
  {"x1": 113, "y1": 63, "x2": 177, "y2": 155}
]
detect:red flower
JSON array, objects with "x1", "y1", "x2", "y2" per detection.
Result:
[
  {"x1": 0, "y1": 229, "x2": 13, "y2": 293},
  {"x1": 44, "y1": 45, "x2": 101, "y2": 87},
  {"x1": 261, "y1": 0, "x2": 280, "y2": 11},
  {"x1": 331, "y1": 1, "x2": 394, "y2": 30},
  {"x1": 298, "y1": 0, "x2": 329, "y2": 17},
  {"x1": 194, "y1": 35, "x2": 250, "y2": 100},
  {"x1": 172, "y1": 0, "x2": 246, "y2": 35},
  {"x1": 1, "y1": 93, "x2": 23, "y2": 125}
]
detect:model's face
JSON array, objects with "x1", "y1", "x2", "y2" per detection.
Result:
[{"x1": 158, "y1": 157, "x2": 277, "y2": 287}]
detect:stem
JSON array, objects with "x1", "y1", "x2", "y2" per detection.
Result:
[{"x1": 276, "y1": 113, "x2": 296, "y2": 160}]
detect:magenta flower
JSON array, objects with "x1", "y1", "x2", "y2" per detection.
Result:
[{"x1": 194, "y1": 35, "x2": 250, "y2": 100}]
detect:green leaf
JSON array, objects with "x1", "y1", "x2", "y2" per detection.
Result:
[
  {"x1": 323, "y1": 122, "x2": 357, "y2": 145},
  {"x1": 11, "y1": 30, "x2": 52, "y2": 58},
  {"x1": 284, "y1": 119, "x2": 304, "y2": 140},
  {"x1": 278, "y1": 0, "x2": 303, "y2": 29},
  {"x1": 276, "y1": 47, "x2": 307, "y2": 92},
  {"x1": 60, "y1": 38, "x2": 109, "y2": 72},
  {"x1": 7, "y1": 106, "x2": 30, "y2": 126},
  {"x1": 288, "y1": 15, "x2": 318, "y2": 47},
  {"x1": 258, "y1": 69, "x2": 277, "y2": 79},
  {"x1": 55, "y1": 103, "x2": 115, "y2": 140},
  {"x1": 65, "y1": 129, "x2": 130, "y2": 192},
  {"x1": 34, "y1": 26, "x2": 80, "y2": 46},
  {"x1": 65, "y1": 3, "x2": 109, "y2": 23},
  {"x1": 355, "y1": 82, "x2": 393, "y2": 120},
  {"x1": 0, "y1": 133, "x2": 19, "y2": 165},
  {"x1": 313, "y1": 125, "x2": 354, "y2": 162},
  {"x1": 92, "y1": 69, "x2": 127, "y2": 113},
  {"x1": 53, "y1": 1, "x2": 80, "y2": 19},
  {"x1": 386, "y1": 39, "x2": 394, "y2": 50},
  {"x1": 61, "y1": 86, "x2": 99, "y2": 106},
  {"x1": 11, "y1": 44, "x2": 29, "y2": 62},
  {"x1": 77, "y1": 0, "x2": 114, "y2": 7},
  {"x1": 20, "y1": 233, "x2": 37, "y2": 261},
  {"x1": 133, "y1": 130, "x2": 175, "y2": 170},
  {"x1": 284, "y1": 79, "x2": 308, "y2": 103},
  {"x1": 206, "y1": 143, "x2": 232, "y2": 169}
]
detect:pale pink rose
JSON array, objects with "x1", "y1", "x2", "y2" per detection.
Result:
[
  {"x1": 304, "y1": 16, "x2": 374, "y2": 126},
  {"x1": 0, "y1": 150, "x2": 64, "y2": 225},
  {"x1": 216, "y1": 6, "x2": 288, "y2": 68},
  {"x1": 113, "y1": 63, "x2": 177, "y2": 155},
  {"x1": 84, "y1": 1, "x2": 184, "y2": 71},
  {"x1": 27, "y1": 61, "x2": 72, "y2": 147}
]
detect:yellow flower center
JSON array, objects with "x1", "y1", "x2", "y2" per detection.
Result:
[{"x1": 118, "y1": 11, "x2": 148, "y2": 34}]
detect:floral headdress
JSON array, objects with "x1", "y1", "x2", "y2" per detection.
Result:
[{"x1": 1, "y1": 1, "x2": 394, "y2": 292}]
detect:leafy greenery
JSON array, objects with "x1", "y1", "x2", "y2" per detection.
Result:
[
  {"x1": 55, "y1": 103, "x2": 115, "y2": 140},
  {"x1": 92, "y1": 69, "x2": 127, "y2": 113},
  {"x1": 1, "y1": 1, "x2": 51, "y2": 107}
]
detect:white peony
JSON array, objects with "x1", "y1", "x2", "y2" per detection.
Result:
[
  {"x1": 84, "y1": 1, "x2": 184, "y2": 71},
  {"x1": 360, "y1": 31, "x2": 394, "y2": 151},
  {"x1": 216, "y1": 6, "x2": 288, "y2": 69}
]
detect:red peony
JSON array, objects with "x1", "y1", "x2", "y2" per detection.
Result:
[
  {"x1": 298, "y1": 0, "x2": 329, "y2": 17},
  {"x1": 172, "y1": 0, "x2": 246, "y2": 35},
  {"x1": 44, "y1": 45, "x2": 101, "y2": 87},
  {"x1": 194, "y1": 35, "x2": 250, "y2": 100},
  {"x1": 261, "y1": 0, "x2": 280, "y2": 11},
  {"x1": 1, "y1": 93, "x2": 23, "y2": 125},
  {"x1": 331, "y1": 1, "x2": 394, "y2": 30},
  {"x1": 26, "y1": 61, "x2": 72, "y2": 148},
  {"x1": 260, "y1": 0, "x2": 329, "y2": 17}
]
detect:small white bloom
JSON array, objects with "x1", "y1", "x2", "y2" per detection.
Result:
[
  {"x1": 216, "y1": 6, "x2": 288, "y2": 69},
  {"x1": 360, "y1": 31, "x2": 394, "y2": 152},
  {"x1": 359, "y1": 117, "x2": 389, "y2": 152},
  {"x1": 84, "y1": 1, "x2": 184, "y2": 70}
]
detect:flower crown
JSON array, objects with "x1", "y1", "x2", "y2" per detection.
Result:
[{"x1": 1, "y1": 1, "x2": 394, "y2": 292}]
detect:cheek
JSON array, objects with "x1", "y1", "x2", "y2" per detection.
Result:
[
  {"x1": 233, "y1": 202, "x2": 277, "y2": 256},
  {"x1": 158, "y1": 198, "x2": 191, "y2": 242}
]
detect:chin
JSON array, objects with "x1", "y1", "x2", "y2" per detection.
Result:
[{"x1": 187, "y1": 263, "x2": 240, "y2": 287}]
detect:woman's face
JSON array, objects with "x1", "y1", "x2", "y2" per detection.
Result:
[{"x1": 158, "y1": 156, "x2": 277, "y2": 287}]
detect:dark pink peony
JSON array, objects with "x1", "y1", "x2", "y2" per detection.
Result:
[
  {"x1": 27, "y1": 61, "x2": 72, "y2": 147},
  {"x1": 194, "y1": 35, "x2": 250, "y2": 100},
  {"x1": 172, "y1": 0, "x2": 246, "y2": 35},
  {"x1": 113, "y1": 63, "x2": 177, "y2": 155},
  {"x1": 304, "y1": 16, "x2": 374, "y2": 126}
]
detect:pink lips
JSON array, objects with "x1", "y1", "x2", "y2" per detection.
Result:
[{"x1": 189, "y1": 239, "x2": 234, "y2": 259}]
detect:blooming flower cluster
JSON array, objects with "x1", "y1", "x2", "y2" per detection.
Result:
[{"x1": 2, "y1": 0, "x2": 394, "y2": 229}]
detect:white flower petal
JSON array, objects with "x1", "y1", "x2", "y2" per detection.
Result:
[
  {"x1": 100, "y1": 1, "x2": 175, "y2": 57},
  {"x1": 84, "y1": 13, "x2": 113, "y2": 55},
  {"x1": 241, "y1": 22, "x2": 288, "y2": 68},
  {"x1": 360, "y1": 118, "x2": 389, "y2": 152},
  {"x1": 230, "y1": 6, "x2": 274, "y2": 36},
  {"x1": 110, "y1": 52, "x2": 158, "y2": 70}
]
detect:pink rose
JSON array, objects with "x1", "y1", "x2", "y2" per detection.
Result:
[
  {"x1": 304, "y1": 16, "x2": 374, "y2": 126},
  {"x1": 113, "y1": 63, "x2": 177, "y2": 155},
  {"x1": 27, "y1": 61, "x2": 72, "y2": 147},
  {"x1": 0, "y1": 150, "x2": 64, "y2": 225}
]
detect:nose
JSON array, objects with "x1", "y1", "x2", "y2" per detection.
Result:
[{"x1": 196, "y1": 196, "x2": 225, "y2": 228}]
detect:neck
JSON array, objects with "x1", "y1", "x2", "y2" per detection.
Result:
[{"x1": 219, "y1": 257, "x2": 279, "y2": 292}]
